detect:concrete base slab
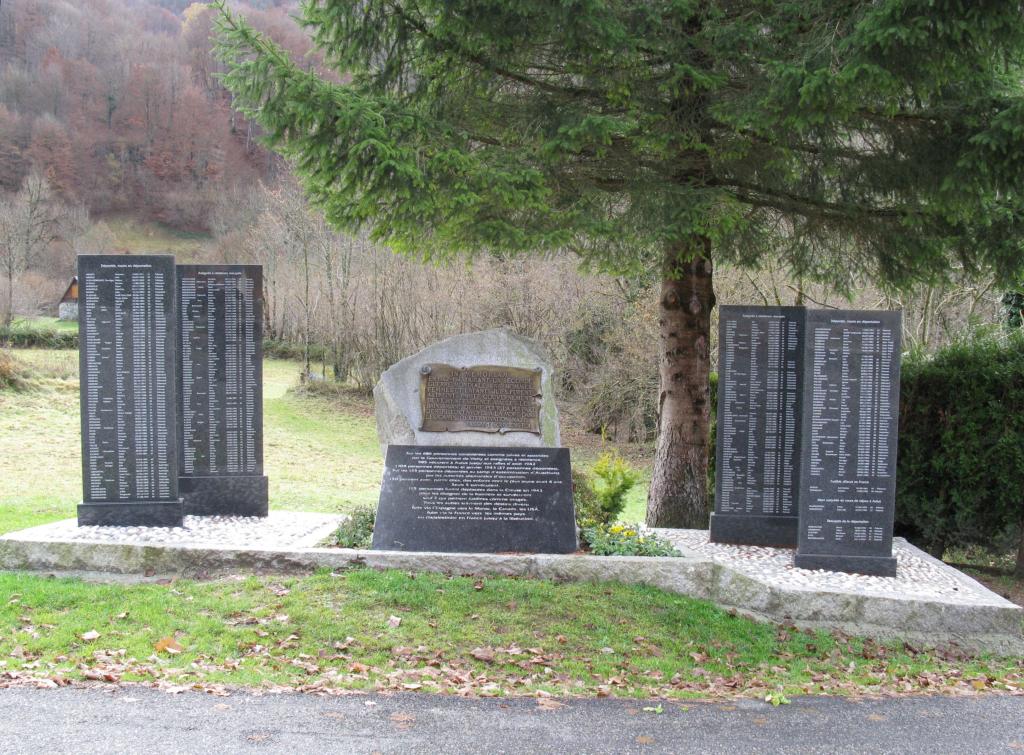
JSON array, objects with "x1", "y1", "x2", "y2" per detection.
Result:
[{"x1": 1, "y1": 515, "x2": 1021, "y2": 656}]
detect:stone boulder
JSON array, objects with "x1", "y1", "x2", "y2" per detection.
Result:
[{"x1": 373, "y1": 328, "x2": 560, "y2": 454}]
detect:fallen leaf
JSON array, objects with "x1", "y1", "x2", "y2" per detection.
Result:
[
  {"x1": 473, "y1": 580, "x2": 484, "y2": 591},
  {"x1": 154, "y1": 637, "x2": 183, "y2": 655},
  {"x1": 642, "y1": 705, "x2": 664, "y2": 714},
  {"x1": 636, "y1": 736, "x2": 654, "y2": 745},
  {"x1": 536, "y1": 697, "x2": 564, "y2": 711},
  {"x1": 402, "y1": 683, "x2": 422, "y2": 690},
  {"x1": 471, "y1": 647, "x2": 495, "y2": 663},
  {"x1": 388, "y1": 616, "x2": 402, "y2": 628},
  {"x1": 81, "y1": 630, "x2": 100, "y2": 642}
]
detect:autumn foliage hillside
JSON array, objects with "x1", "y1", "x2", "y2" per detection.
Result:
[{"x1": 0, "y1": 0, "x2": 305, "y2": 231}]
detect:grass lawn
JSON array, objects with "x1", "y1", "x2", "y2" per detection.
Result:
[{"x1": 1, "y1": 569, "x2": 1020, "y2": 698}]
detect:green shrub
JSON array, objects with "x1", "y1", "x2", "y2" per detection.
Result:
[
  {"x1": 895, "y1": 331, "x2": 1024, "y2": 573},
  {"x1": 573, "y1": 451, "x2": 639, "y2": 529},
  {"x1": 0, "y1": 327, "x2": 77, "y2": 349},
  {"x1": 333, "y1": 505, "x2": 376, "y2": 548},
  {"x1": 591, "y1": 451, "x2": 639, "y2": 520},
  {"x1": 262, "y1": 339, "x2": 330, "y2": 363},
  {"x1": 581, "y1": 523, "x2": 679, "y2": 557},
  {"x1": 572, "y1": 468, "x2": 602, "y2": 529}
]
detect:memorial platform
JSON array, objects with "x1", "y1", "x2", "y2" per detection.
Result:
[{"x1": 1, "y1": 516, "x2": 1020, "y2": 656}]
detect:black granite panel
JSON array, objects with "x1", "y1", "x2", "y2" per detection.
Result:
[
  {"x1": 179, "y1": 475, "x2": 269, "y2": 517},
  {"x1": 709, "y1": 512, "x2": 799, "y2": 548},
  {"x1": 794, "y1": 310, "x2": 902, "y2": 575},
  {"x1": 176, "y1": 265, "x2": 266, "y2": 515},
  {"x1": 711, "y1": 306, "x2": 805, "y2": 547},
  {"x1": 372, "y1": 446, "x2": 577, "y2": 553},
  {"x1": 77, "y1": 254, "x2": 182, "y2": 527},
  {"x1": 78, "y1": 501, "x2": 186, "y2": 528},
  {"x1": 792, "y1": 552, "x2": 898, "y2": 577}
]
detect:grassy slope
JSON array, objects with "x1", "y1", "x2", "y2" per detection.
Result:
[
  {"x1": 101, "y1": 215, "x2": 213, "y2": 262},
  {"x1": 0, "y1": 350, "x2": 81, "y2": 533},
  {"x1": 0, "y1": 353, "x2": 385, "y2": 533},
  {"x1": 262, "y1": 362, "x2": 383, "y2": 512}
]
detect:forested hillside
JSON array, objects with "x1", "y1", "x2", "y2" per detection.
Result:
[{"x1": 0, "y1": 0, "x2": 304, "y2": 229}]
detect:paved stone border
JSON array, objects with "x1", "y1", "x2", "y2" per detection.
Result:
[{"x1": 1, "y1": 516, "x2": 1021, "y2": 656}]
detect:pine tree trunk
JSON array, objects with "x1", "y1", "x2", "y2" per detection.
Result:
[{"x1": 646, "y1": 238, "x2": 715, "y2": 529}]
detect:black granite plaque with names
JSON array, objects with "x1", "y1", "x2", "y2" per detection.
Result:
[
  {"x1": 371, "y1": 446, "x2": 577, "y2": 553},
  {"x1": 710, "y1": 306, "x2": 805, "y2": 547},
  {"x1": 77, "y1": 254, "x2": 183, "y2": 527},
  {"x1": 177, "y1": 264, "x2": 267, "y2": 517},
  {"x1": 794, "y1": 310, "x2": 902, "y2": 576}
]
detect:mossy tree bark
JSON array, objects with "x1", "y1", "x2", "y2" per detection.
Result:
[{"x1": 645, "y1": 237, "x2": 715, "y2": 529}]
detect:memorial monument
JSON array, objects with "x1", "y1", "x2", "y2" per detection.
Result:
[
  {"x1": 709, "y1": 305, "x2": 903, "y2": 577},
  {"x1": 710, "y1": 306, "x2": 804, "y2": 547},
  {"x1": 373, "y1": 328, "x2": 560, "y2": 451},
  {"x1": 794, "y1": 310, "x2": 902, "y2": 576},
  {"x1": 176, "y1": 264, "x2": 268, "y2": 517},
  {"x1": 371, "y1": 329, "x2": 576, "y2": 554},
  {"x1": 77, "y1": 254, "x2": 183, "y2": 527}
]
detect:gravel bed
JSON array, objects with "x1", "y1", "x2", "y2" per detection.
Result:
[
  {"x1": 650, "y1": 528, "x2": 1012, "y2": 607},
  {"x1": 13, "y1": 512, "x2": 345, "y2": 550}
]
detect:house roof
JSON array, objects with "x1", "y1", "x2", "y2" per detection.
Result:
[{"x1": 60, "y1": 276, "x2": 78, "y2": 303}]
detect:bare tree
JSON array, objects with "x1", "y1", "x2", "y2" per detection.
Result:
[{"x1": 0, "y1": 172, "x2": 63, "y2": 326}]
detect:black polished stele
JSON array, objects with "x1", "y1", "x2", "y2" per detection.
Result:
[
  {"x1": 176, "y1": 265, "x2": 267, "y2": 517},
  {"x1": 77, "y1": 254, "x2": 183, "y2": 526},
  {"x1": 710, "y1": 306, "x2": 805, "y2": 547},
  {"x1": 372, "y1": 445, "x2": 577, "y2": 553},
  {"x1": 793, "y1": 310, "x2": 902, "y2": 577}
]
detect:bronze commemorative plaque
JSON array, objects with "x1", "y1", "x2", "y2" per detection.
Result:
[{"x1": 419, "y1": 364, "x2": 542, "y2": 434}]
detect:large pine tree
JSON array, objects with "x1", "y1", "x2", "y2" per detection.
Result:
[{"x1": 214, "y1": 0, "x2": 1024, "y2": 527}]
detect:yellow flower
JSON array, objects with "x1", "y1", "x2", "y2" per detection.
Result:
[
  {"x1": 624, "y1": 530, "x2": 637, "y2": 537},
  {"x1": 609, "y1": 525, "x2": 624, "y2": 534}
]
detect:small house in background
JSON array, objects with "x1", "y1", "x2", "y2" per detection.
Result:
[{"x1": 58, "y1": 276, "x2": 78, "y2": 321}]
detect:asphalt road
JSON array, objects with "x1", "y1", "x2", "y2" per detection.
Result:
[{"x1": 0, "y1": 686, "x2": 1022, "y2": 754}]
